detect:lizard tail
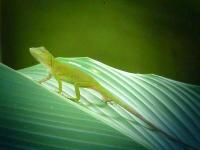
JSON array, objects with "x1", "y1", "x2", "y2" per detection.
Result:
[{"x1": 94, "y1": 84, "x2": 197, "y2": 150}]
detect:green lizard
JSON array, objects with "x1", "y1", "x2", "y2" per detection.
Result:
[{"x1": 30, "y1": 47, "x2": 195, "y2": 149}]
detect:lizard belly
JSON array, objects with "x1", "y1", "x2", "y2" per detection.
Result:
[
  {"x1": 61, "y1": 75, "x2": 77, "y2": 84},
  {"x1": 60, "y1": 73, "x2": 97, "y2": 87}
]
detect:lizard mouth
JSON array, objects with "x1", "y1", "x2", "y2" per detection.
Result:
[
  {"x1": 30, "y1": 47, "x2": 46, "y2": 54},
  {"x1": 29, "y1": 48, "x2": 44, "y2": 63},
  {"x1": 29, "y1": 47, "x2": 53, "y2": 68}
]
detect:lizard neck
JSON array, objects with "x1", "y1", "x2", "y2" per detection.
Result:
[
  {"x1": 50, "y1": 56, "x2": 54, "y2": 69},
  {"x1": 43, "y1": 55, "x2": 55, "y2": 71}
]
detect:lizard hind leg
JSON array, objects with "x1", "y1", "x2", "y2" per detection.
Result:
[
  {"x1": 92, "y1": 84, "x2": 114, "y2": 104},
  {"x1": 63, "y1": 83, "x2": 81, "y2": 102},
  {"x1": 102, "y1": 95, "x2": 115, "y2": 105}
]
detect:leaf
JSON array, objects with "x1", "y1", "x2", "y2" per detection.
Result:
[
  {"x1": 1, "y1": 57, "x2": 200, "y2": 150},
  {"x1": 0, "y1": 63, "x2": 147, "y2": 150}
]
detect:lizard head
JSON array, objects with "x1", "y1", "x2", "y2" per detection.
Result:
[{"x1": 30, "y1": 47, "x2": 54, "y2": 68}]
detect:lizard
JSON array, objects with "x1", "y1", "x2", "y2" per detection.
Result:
[{"x1": 29, "y1": 46, "x2": 196, "y2": 150}]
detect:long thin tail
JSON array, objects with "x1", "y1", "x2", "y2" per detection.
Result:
[
  {"x1": 95, "y1": 84, "x2": 197, "y2": 150},
  {"x1": 118, "y1": 101, "x2": 196, "y2": 149}
]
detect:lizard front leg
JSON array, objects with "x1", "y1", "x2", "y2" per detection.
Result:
[
  {"x1": 67, "y1": 83, "x2": 80, "y2": 102},
  {"x1": 38, "y1": 73, "x2": 52, "y2": 84},
  {"x1": 57, "y1": 79, "x2": 62, "y2": 94},
  {"x1": 56, "y1": 79, "x2": 80, "y2": 102}
]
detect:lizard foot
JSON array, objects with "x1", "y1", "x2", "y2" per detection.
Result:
[
  {"x1": 68, "y1": 97, "x2": 80, "y2": 102},
  {"x1": 62, "y1": 94, "x2": 80, "y2": 102},
  {"x1": 102, "y1": 97, "x2": 114, "y2": 105}
]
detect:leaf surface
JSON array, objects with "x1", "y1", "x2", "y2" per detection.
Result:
[{"x1": 1, "y1": 57, "x2": 200, "y2": 150}]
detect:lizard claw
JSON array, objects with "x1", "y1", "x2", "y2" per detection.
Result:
[
  {"x1": 106, "y1": 101, "x2": 115, "y2": 105},
  {"x1": 102, "y1": 98, "x2": 114, "y2": 105},
  {"x1": 57, "y1": 91, "x2": 62, "y2": 95},
  {"x1": 61, "y1": 94, "x2": 80, "y2": 102},
  {"x1": 102, "y1": 96, "x2": 114, "y2": 104},
  {"x1": 68, "y1": 97, "x2": 80, "y2": 102}
]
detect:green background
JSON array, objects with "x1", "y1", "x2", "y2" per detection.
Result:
[{"x1": 1, "y1": 0, "x2": 200, "y2": 84}]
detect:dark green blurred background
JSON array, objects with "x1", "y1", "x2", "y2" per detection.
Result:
[{"x1": 1, "y1": 0, "x2": 200, "y2": 84}]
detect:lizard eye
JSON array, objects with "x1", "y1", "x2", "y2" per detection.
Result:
[
  {"x1": 38, "y1": 47, "x2": 46, "y2": 51},
  {"x1": 30, "y1": 46, "x2": 46, "y2": 52}
]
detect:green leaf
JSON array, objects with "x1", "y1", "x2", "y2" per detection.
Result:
[
  {"x1": 1, "y1": 57, "x2": 200, "y2": 150},
  {"x1": 0, "y1": 63, "x2": 147, "y2": 150}
]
